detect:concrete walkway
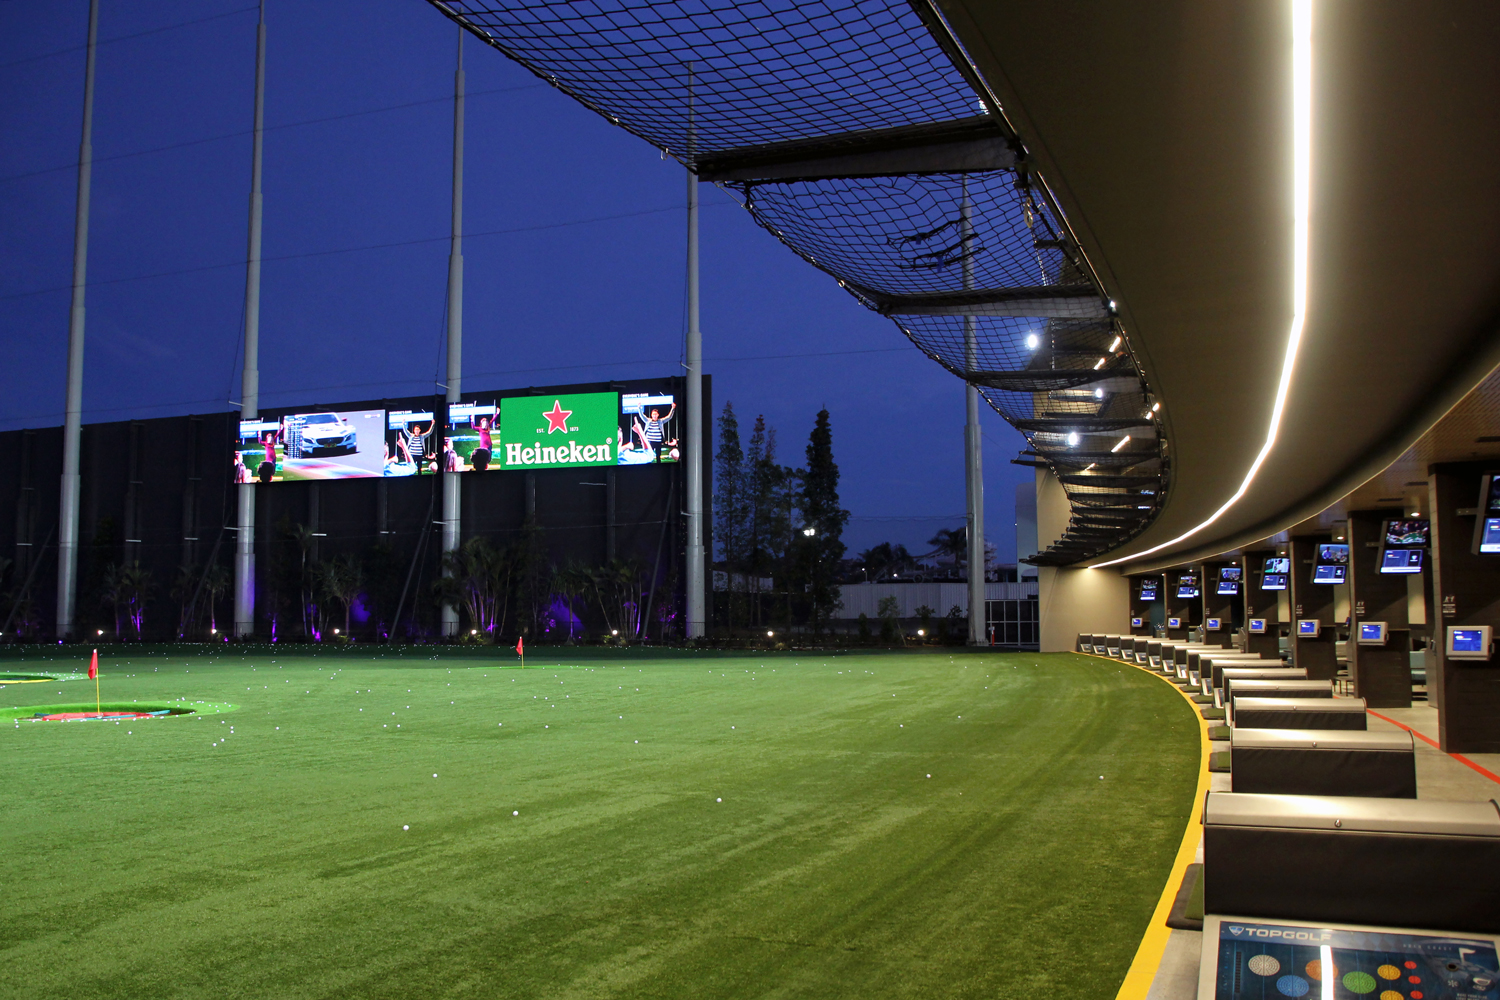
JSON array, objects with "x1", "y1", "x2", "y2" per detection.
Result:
[{"x1": 1144, "y1": 697, "x2": 1500, "y2": 1000}]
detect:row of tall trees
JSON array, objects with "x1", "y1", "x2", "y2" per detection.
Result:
[{"x1": 713, "y1": 404, "x2": 849, "y2": 632}]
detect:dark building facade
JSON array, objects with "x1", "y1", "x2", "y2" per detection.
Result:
[{"x1": 0, "y1": 376, "x2": 706, "y2": 643}]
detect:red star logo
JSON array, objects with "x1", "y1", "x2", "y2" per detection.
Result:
[{"x1": 542, "y1": 400, "x2": 573, "y2": 434}]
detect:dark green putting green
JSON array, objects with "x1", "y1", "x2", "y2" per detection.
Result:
[{"x1": 0, "y1": 649, "x2": 1199, "y2": 998}]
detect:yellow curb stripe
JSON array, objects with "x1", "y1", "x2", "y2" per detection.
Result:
[{"x1": 1078, "y1": 650, "x2": 1211, "y2": 1000}]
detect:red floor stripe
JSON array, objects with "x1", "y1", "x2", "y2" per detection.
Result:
[{"x1": 1367, "y1": 709, "x2": 1500, "y2": 786}]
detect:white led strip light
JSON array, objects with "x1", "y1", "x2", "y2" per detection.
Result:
[{"x1": 1091, "y1": 0, "x2": 1312, "y2": 569}]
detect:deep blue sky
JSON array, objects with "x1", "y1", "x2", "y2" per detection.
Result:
[{"x1": 0, "y1": 0, "x2": 1032, "y2": 562}]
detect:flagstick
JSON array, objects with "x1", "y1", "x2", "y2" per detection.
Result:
[{"x1": 93, "y1": 649, "x2": 100, "y2": 716}]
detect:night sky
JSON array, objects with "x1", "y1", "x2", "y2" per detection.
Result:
[{"x1": 0, "y1": 0, "x2": 1032, "y2": 563}]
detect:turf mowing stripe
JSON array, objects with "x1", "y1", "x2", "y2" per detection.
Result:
[{"x1": 1079, "y1": 651, "x2": 1211, "y2": 1000}]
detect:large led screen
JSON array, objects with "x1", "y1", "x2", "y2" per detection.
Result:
[
  {"x1": 1139, "y1": 579, "x2": 1159, "y2": 601},
  {"x1": 1382, "y1": 519, "x2": 1429, "y2": 548},
  {"x1": 1175, "y1": 574, "x2": 1200, "y2": 599},
  {"x1": 1474, "y1": 474, "x2": 1500, "y2": 554},
  {"x1": 385, "y1": 409, "x2": 440, "y2": 476},
  {"x1": 1264, "y1": 557, "x2": 1290, "y2": 574},
  {"x1": 618, "y1": 392, "x2": 679, "y2": 465},
  {"x1": 447, "y1": 389, "x2": 682, "y2": 471},
  {"x1": 235, "y1": 409, "x2": 385, "y2": 482}
]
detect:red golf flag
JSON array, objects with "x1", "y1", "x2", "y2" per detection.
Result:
[
  {"x1": 88, "y1": 648, "x2": 98, "y2": 680},
  {"x1": 515, "y1": 636, "x2": 524, "y2": 657}
]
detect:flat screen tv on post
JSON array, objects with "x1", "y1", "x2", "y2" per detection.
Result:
[
  {"x1": 1264, "y1": 556, "x2": 1291, "y2": 575},
  {"x1": 1205, "y1": 617, "x2": 1222, "y2": 631},
  {"x1": 1261, "y1": 573, "x2": 1288, "y2": 591},
  {"x1": 1219, "y1": 566, "x2": 1243, "y2": 583},
  {"x1": 1139, "y1": 579, "x2": 1159, "y2": 601},
  {"x1": 1379, "y1": 548, "x2": 1425, "y2": 574},
  {"x1": 233, "y1": 409, "x2": 386, "y2": 483},
  {"x1": 1472, "y1": 474, "x2": 1500, "y2": 554},
  {"x1": 1312, "y1": 543, "x2": 1350, "y2": 584},
  {"x1": 1312, "y1": 563, "x2": 1348, "y2": 584},
  {"x1": 1167, "y1": 617, "x2": 1183, "y2": 630},
  {"x1": 1382, "y1": 519, "x2": 1430, "y2": 548},
  {"x1": 1248, "y1": 618, "x2": 1268, "y2": 634},
  {"x1": 1216, "y1": 580, "x2": 1240, "y2": 596},
  {"x1": 1357, "y1": 622, "x2": 1388, "y2": 645},
  {"x1": 1175, "y1": 575, "x2": 1200, "y2": 599},
  {"x1": 1130, "y1": 617, "x2": 1144, "y2": 628},
  {"x1": 1447, "y1": 625, "x2": 1493, "y2": 661},
  {"x1": 1296, "y1": 619, "x2": 1321, "y2": 638}
]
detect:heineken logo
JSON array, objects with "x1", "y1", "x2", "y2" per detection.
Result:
[
  {"x1": 542, "y1": 400, "x2": 573, "y2": 434},
  {"x1": 498, "y1": 391, "x2": 618, "y2": 469},
  {"x1": 505, "y1": 440, "x2": 613, "y2": 466}
]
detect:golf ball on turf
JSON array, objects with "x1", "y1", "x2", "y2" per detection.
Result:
[
  {"x1": 716, "y1": 798, "x2": 722, "y2": 803},
  {"x1": 403, "y1": 825, "x2": 409, "y2": 831},
  {"x1": 513, "y1": 810, "x2": 518, "y2": 816}
]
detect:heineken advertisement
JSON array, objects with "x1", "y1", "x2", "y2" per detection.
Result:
[{"x1": 497, "y1": 392, "x2": 619, "y2": 469}]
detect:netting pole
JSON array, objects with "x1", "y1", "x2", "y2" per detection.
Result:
[
  {"x1": 56, "y1": 0, "x2": 99, "y2": 640},
  {"x1": 234, "y1": 0, "x2": 266, "y2": 639},
  {"x1": 684, "y1": 68, "x2": 706, "y2": 639},
  {"x1": 962, "y1": 181, "x2": 985, "y2": 645},
  {"x1": 440, "y1": 25, "x2": 464, "y2": 639}
]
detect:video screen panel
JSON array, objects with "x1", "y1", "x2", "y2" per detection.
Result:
[
  {"x1": 446, "y1": 389, "x2": 680, "y2": 471},
  {"x1": 235, "y1": 409, "x2": 386, "y2": 483},
  {"x1": 1263, "y1": 556, "x2": 1290, "y2": 574},
  {"x1": 618, "y1": 392, "x2": 680, "y2": 465},
  {"x1": 1382, "y1": 518, "x2": 1429, "y2": 547},
  {"x1": 1474, "y1": 474, "x2": 1500, "y2": 554},
  {"x1": 1312, "y1": 563, "x2": 1347, "y2": 584},
  {"x1": 385, "y1": 409, "x2": 440, "y2": 476},
  {"x1": 1261, "y1": 573, "x2": 1288, "y2": 591},
  {"x1": 1139, "y1": 579, "x2": 1159, "y2": 601},
  {"x1": 1379, "y1": 548, "x2": 1424, "y2": 574},
  {"x1": 1216, "y1": 580, "x2": 1240, "y2": 596},
  {"x1": 445, "y1": 401, "x2": 500, "y2": 471},
  {"x1": 1316, "y1": 543, "x2": 1350, "y2": 565},
  {"x1": 1219, "y1": 566, "x2": 1242, "y2": 582},
  {"x1": 1175, "y1": 574, "x2": 1200, "y2": 599}
]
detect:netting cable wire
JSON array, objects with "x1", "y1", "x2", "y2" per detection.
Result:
[{"x1": 421, "y1": 0, "x2": 1167, "y2": 563}]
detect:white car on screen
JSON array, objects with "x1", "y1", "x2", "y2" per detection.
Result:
[{"x1": 287, "y1": 413, "x2": 357, "y2": 457}]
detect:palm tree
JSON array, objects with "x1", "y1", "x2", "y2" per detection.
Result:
[
  {"x1": 100, "y1": 563, "x2": 124, "y2": 638},
  {"x1": 118, "y1": 562, "x2": 153, "y2": 639},
  {"x1": 202, "y1": 563, "x2": 230, "y2": 635},
  {"x1": 926, "y1": 527, "x2": 968, "y2": 567},
  {"x1": 437, "y1": 537, "x2": 512, "y2": 638},
  {"x1": 550, "y1": 563, "x2": 590, "y2": 641},
  {"x1": 318, "y1": 553, "x2": 363, "y2": 637}
]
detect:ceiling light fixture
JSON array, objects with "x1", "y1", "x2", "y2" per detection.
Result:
[
  {"x1": 1066, "y1": 432, "x2": 1080, "y2": 447},
  {"x1": 1092, "y1": 0, "x2": 1312, "y2": 569},
  {"x1": 1094, "y1": 388, "x2": 1103, "y2": 399},
  {"x1": 1092, "y1": 357, "x2": 1106, "y2": 370},
  {"x1": 1151, "y1": 402, "x2": 1161, "y2": 413},
  {"x1": 1108, "y1": 336, "x2": 1122, "y2": 352},
  {"x1": 1111, "y1": 435, "x2": 1131, "y2": 453},
  {"x1": 1025, "y1": 333, "x2": 1039, "y2": 350}
]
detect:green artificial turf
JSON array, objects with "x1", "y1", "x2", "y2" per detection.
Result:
[{"x1": 1, "y1": 648, "x2": 1200, "y2": 999}]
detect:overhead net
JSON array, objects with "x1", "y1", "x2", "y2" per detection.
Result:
[{"x1": 431, "y1": 0, "x2": 1166, "y2": 564}]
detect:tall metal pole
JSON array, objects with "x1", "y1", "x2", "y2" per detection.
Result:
[
  {"x1": 55, "y1": 0, "x2": 99, "y2": 640},
  {"x1": 233, "y1": 0, "x2": 266, "y2": 638},
  {"x1": 962, "y1": 182, "x2": 986, "y2": 645},
  {"x1": 440, "y1": 26, "x2": 464, "y2": 638},
  {"x1": 684, "y1": 71, "x2": 705, "y2": 639}
]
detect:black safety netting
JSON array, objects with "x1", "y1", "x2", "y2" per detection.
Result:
[
  {"x1": 428, "y1": 0, "x2": 1166, "y2": 563},
  {"x1": 434, "y1": 0, "x2": 981, "y2": 158},
  {"x1": 739, "y1": 172, "x2": 1085, "y2": 298}
]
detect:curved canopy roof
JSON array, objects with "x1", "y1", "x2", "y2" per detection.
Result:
[{"x1": 935, "y1": 0, "x2": 1500, "y2": 571}]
